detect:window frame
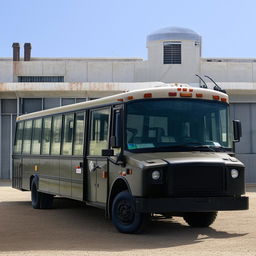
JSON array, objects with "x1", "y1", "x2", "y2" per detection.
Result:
[
  {"x1": 22, "y1": 120, "x2": 33, "y2": 155},
  {"x1": 31, "y1": 118, "x2": 43, "y2": 155},
  {"x1": 50, "y1": 114, "x2": 63, "y2": 155},
  {"x1": 61, "y1": 113, "x2": 75, "y2": 156},
  {"x1": 73, "y1": 111, "x2": 86, "y2": 156},
  {"x1": 13, "y1": 121, "x2": 24, "y2": 154},
  {"x1": 88, "y1": 107, "x2": 111, "y2": 156},
  {"x1": 41, "y1": 116, "x2": 53, "y2": 155}
]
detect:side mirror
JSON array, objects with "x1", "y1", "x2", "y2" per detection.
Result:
[
  {"x1": 233, "y1": 120, "x2": 242, "y2": 142},
  {"x1": 102, "y1": 149, "x2": 114, "y2": 157}
]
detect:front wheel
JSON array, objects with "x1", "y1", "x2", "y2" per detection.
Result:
[
  {"x1": 112, "y1": 191, "x2": 148, "y2": 233},
  {"x1": 183, "y1": 212, "x2": 217, "y2": 227}
]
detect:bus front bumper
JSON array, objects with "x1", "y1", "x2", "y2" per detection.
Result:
[{"x1": 135, "y1": 196, "x2": 249, "y2": 213}]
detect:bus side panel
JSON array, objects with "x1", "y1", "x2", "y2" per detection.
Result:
[
  {"x1": 71, "y1": 158, "x2": 84, "y2": 200},
  {"x1": 22, "y1": 158, "x2": 37, "y2": 190},
  {"x1": 59, "y1": 159, "x2": 72, "y2": 197},
  {"x1": 39, "y1": 158, "x2": 60, "y2": 195},
  {"x1": 12, "y1": 157, "x2": 23, "y2": 190}
]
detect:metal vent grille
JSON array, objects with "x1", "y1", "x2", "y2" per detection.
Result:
[
  {"x1": 169, "y1": 165, "x2": 225, "y2": 196},
  {"x1": 163, "y1": 42, "x2": 181, "y2": 64},
  {"x1": 18, "y1": 76, "x2": 64, "y2": 82}
]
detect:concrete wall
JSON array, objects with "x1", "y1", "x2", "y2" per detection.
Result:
[
  {"x1": 0, "y1": 60, "x2": 13, "y2": 82},
  {"x1": 147, "y1": 40, "x2": 201, "y2": 83},
  {"x1": 201, "y1": 60, "x2": 256, "y2": 83}
]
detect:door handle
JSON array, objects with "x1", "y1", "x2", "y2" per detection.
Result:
[{"x1": 89, "y1": 161, "x2": 102, "y2": 172}]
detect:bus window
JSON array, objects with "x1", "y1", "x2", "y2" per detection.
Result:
[
  {"x1": 13, "y1": 121, "x2": 24, "y2": 154},
  {"x1": 22, "y1": 120, "x2": 33, "y2": 154},
  {"x1": 62, "y1": 113, "x2": 74, "y2": 155},
  {"x1": 41, "y1": 117, "x2": 52, "y2": 155},
  {"x1": 73, "y1": 112, "x2": 85, "y2": 155},
  {"x1": 51, "y1": 115, "x2": 62, "y2": 155},
  {"x1": 31, "y1": 119, "x2": 42, "y2": 155},
  {"x1": 89, "y1": 108, "x2": 110, "y2": 155}
]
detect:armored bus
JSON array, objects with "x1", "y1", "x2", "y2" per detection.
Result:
[{"x1": 12, "y1": 84, "x2": 248, "y2": 233}]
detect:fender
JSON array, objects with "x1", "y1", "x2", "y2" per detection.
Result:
[{"x1": 107, "y1": 177, "x2": 131, "y2": 218}]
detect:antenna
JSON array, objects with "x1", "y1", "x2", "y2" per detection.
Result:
[
  {"x1": 195, "y1": 74, "x2": 208, "y2": 88},
  {"x1": 204, "y1": 75, "x2": 226, "y2": 93}
]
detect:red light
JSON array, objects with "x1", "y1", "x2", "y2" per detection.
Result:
[
  {"x1": 221, "y1": 98, "x2": 227, "y2": 102},
  {"x1": 182, "y1": 88, "x2": 187, "y2": 92},
  {"x1": 196, "y1": 93, "x2": 203, "y2": 97},
  {"x1": 213, "y1": 95, "x2": 220, "y2": 100},
  {"x1": 168, "y1": 92, "x2": 177, "y2": 97},
  {"x1": 127, "y1": 96, "x2": 134, "y2": 100},
  {"x1": 177, "y1": 88, "x2": 182, "y2": 91},
  {"x1": 102, "y1": 171, "x2": 108, "y2": 179},
  {"x1": 144, "y1": 93, "x2": 152, "y2": 98},
  {"x1": 126, "y1": 169, "x2": 133, "y2": 175},
  {"x1": 189, "y1": 88, "x2": 193, "y2": 92},
  {"x1": 117, "y1": 98, "x2": 123, "y2": 102}
]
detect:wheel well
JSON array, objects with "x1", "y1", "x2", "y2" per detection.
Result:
[{"x1": 108, "y1": 178, "x2": 129, "y2": 219}]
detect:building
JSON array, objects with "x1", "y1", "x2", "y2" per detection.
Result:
[{"x1": 0, "y1": 26, "x2": 255, "y2": 185}]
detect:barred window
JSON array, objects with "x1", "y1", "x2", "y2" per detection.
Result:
[
  {"x1": 163, "y1": 41, "x2": 181, "y2": 64},
  {"x1": 18, "y1": 76, "x2": 64, "y2": 82}
]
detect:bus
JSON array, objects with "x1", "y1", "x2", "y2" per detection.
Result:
[{"x1": 12, "y1": 84, "x2": 248, "y2": 233}]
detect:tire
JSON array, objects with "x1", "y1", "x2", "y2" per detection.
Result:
[
  {"x1": 31, "y1": 178, "x2": 53, "y2": 209},
  {"x1": 31, "y1": 178, "x2": 41, "y2": 209},
  {"x1": 112, "y1": 191, "x2": 148, "y2": 234},
  {"x1": 183, "y1": 212, "x2": 217, "y2": 227}
]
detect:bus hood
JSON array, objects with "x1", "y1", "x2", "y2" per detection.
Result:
[{"x1": 125, "y1": 151, "x2": 244, "y2": 169}]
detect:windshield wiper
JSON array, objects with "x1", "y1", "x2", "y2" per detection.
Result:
[{"x1": 160, "y1": 142, "x2": 226, "y2": 152}]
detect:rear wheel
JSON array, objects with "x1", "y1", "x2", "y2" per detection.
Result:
[
  {"x1": 112, "y1": 191, "x2": 148, "y2": 233},
  {"x1": 183, "y1": 212, "x2": 217, "y2": 227},
  {"x1": 31, "y1": 178, "x2": 53, "y2": 209}
]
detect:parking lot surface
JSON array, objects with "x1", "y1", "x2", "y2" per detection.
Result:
[{"x1": 0, "y1": 183, "x2": 255, "y2": 256}]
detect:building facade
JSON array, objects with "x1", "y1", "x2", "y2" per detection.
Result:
[{"x1": 0, "y1": 27, "x2": 256, "y2": 185}]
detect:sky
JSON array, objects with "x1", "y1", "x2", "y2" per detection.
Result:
[{"x1": 0, "y1": 0, "x2": 256, "y2": 59}]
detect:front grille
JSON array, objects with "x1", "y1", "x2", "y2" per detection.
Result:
[{"x1": 168, "y1": 165, "x2": 225, "y2": 196}]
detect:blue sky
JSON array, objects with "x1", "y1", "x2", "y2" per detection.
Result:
[{"x1": 0, "y1": 0, "x2": 255, "y2": 59}]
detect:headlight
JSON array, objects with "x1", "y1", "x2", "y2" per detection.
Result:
[
  {"x1": 152, "y1": 170, "x2": 161, "y2": 180},
  {"x1": 231, "y1": 169, "x2": 239, "y2": 179}
]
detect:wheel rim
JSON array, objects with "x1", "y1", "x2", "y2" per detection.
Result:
[{"x1": 116, "y1": 199, "x2": 135, "y2": 225}]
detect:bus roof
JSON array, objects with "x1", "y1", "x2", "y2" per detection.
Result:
[{"x1": 17, "y1": 84, "x2": 228, "y2": 121}]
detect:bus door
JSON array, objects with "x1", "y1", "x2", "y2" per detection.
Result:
[
  {"x1": 87, "y1": 108, "x2": 111, "y2": 204},
  {"x1": 71, "y1": 111, "x2": 86, "y2": 200}
]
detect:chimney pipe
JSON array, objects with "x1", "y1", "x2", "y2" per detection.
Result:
[
  {"x1": 24, "y1": 43, "x2": 32, "y2": 61},
  {"x1": 12, "y1": 42, "x2": 20, "y2": 61}
]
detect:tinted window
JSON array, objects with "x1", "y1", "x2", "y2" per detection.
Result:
[
  {"x1": 62, "y1": 113, "x2": 74, "y2": 155},
  {"x1": 51, "y1": 115, "x2": 62, "y2": 155},
  {"x1": 14, "y1": 122, "x2": 24, "y2": 154},
  {"x1": 73, "y1": 112, "x2": 85, "y2": 155},
  {"x1": 89, "y1": 108, "x2": 110, "y2": 155},
  {"x1": 31, "y1": 119, "x2": 42, "y2": 155},
  {"x1": 22, "y1": 120, "x2": 32, "y2": 154},
  {"x1": 126, "y1": 99, "x2": 231, "y2": 152},
  {"x1": 41, "y1": 117, "x2": 52, "y2": 155}
]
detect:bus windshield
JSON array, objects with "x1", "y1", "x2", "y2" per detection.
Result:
[{"x1": 126, "y1": 99, "x2": 232, "y2": 152}]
